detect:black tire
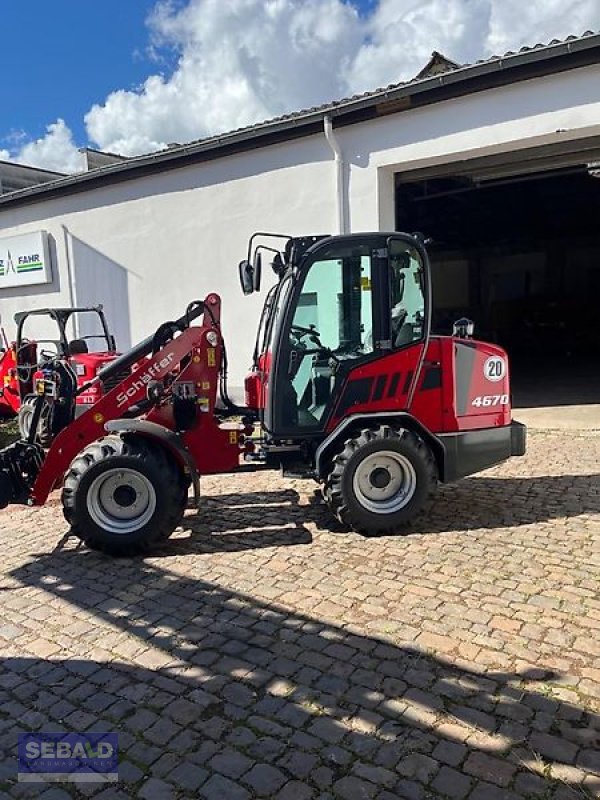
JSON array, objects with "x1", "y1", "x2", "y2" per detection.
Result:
[
  {"x1": 62, "y1": 435, "x2": 188, "y2": 555},
  {"x1": 18, "y1": 395, "x2": 54, "y2": 448},
  {"x1": 323, "y1": 425, "x2": 437, "y2": 536}
]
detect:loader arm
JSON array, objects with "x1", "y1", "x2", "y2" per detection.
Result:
[{"x1": 30, "y1": 296, "x2": 237, "y2": 504}]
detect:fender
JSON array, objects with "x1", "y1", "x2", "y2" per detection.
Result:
[
  {"x1": 314, "y1": 411, "x2": 445, "y2": 480},
  {"x1": 104, "y1": 419, "x2": 200, "y2": 505}
]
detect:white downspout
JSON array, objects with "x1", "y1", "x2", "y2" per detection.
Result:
[
  {"x1": 323, "y1": 115, "x2": 348, "y2": 234},
  {"x1": 62, "y1": 224, "x2": 79, "y2": 339}
]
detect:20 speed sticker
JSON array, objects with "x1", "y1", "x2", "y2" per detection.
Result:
[{"x1": 483, "y1": 356, "x2": 506, "y2": 382}]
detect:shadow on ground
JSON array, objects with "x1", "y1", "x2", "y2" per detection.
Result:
[
  {"x1": 4, "y1": 550, "x2": 599, "y2": 798},
  {"x1": 158, "y1": 472, "x2": 600, "y2": 555}
]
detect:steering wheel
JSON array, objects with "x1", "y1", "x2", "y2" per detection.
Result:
[
  {"x1": 290, "y1": 323, "x2": 320, "y2": 340},
  {"x1": 39, "y1": 349, "x2": 54, "y2": 361},
  {"x1": 290, "y1": 324, "x2": 340, "y2": 364}
]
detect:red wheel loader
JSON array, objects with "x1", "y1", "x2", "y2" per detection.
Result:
[
  {"x1": 0, "y1": 306, "x2": 120, "y2": 445},
  {"x1": 0, "y1": 232, "x2": 525, "y2": 555}
]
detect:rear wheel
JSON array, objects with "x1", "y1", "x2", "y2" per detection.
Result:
[
  {"x1": 62, "y1": 435, "x2": 188, "y2": 555},
  {"x1": 18, "y1": 395, "x2": 53, "y2": 448},
  {"x1": 323, "y1": 425, "x2": 437, "y2": 535}
]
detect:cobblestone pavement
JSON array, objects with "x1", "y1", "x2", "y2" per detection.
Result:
[{"x1": 0, "y1": 429, "x2": 599, "y2": 799}]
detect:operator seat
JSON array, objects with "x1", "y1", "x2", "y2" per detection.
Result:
[{"x1": 68, "y1": 339, "x2": 88, "y2": 355}]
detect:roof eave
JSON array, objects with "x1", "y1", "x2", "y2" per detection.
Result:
[{"x1": 1, "y1": 32, "x2": 599, "y2": 211}]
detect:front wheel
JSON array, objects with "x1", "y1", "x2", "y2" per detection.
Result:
[
  {"x1": 18, "y1": 395, "x2": 53, "y2": 448},
  {"x1": 323, "y1": 425, "x2": 437, "y2": 535},
  {"x1": 62, "y1": 435, "x2": 188, "y2": 555}
]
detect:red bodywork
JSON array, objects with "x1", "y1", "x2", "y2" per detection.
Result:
[
  {"x1": 31, "y1": 295, "x2": 240, "y2": 505},
  {"x1": 0, "y1": 345, "x2": 120, "y2": 416},
  {"x1": 0, "y1": 347, "x2": 20, "y2": 415},
  {"x1": 245, "y1": 336, "x2": 512, "y2": 435},
  {"x1": 244, "y1": 352, "x2": 271, "y2": 410},
  {"x1": 68, "y1": 352, "x2": 122, "y2": 408},
  {"x1": 26, "y1": 295, "x2": 512, "y2": 508}
]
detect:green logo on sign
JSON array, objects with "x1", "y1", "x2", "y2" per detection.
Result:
[
  {"x1": 0, "y1": 251, "x2": 43, "y2": 277},
  {"x1": 17, "y1": 253, "x2": 43, "y2": 273}
]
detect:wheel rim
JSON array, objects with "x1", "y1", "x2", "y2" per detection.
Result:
[
  {"x1": 352, "y1": 449, "x2": 417, "y2": 514},
  {"x1": 87, "y1": 468, "x2": 156, "y2": 534}
]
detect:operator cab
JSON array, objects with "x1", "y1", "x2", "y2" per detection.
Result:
[{"x1": 242, "y1": 232, "x2": 430, "y2": 439}]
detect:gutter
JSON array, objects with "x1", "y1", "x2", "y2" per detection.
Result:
[{"x1": 323, "y1": 115, "x2": 348, "y2": 234}]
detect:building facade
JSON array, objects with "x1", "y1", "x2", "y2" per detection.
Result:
[{"x1": 1, "y1": 33, "x2": 599, "y2": 396}]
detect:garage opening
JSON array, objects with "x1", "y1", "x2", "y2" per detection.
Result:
[{"x1": 396, "y1": 147, "x2": 600, "y2": 410}]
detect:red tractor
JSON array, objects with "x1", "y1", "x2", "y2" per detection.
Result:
[
  {"x1": 0, "y1": 232, "x2": 525, "y2": 555},
  {"x1": 0, "y1": 306, "x2": 119, "y2": 445}
]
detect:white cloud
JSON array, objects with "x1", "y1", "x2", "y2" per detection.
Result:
[
  {"x1": 10, "y1": 119, "x2": 82, "y2": 174},
  {"x1": 347, "y1": 0, "x2": 491, "y2": 91},
  {"x1": 85, "y1": 0, "x2": 363, "y2": 155},
  {"x1": 5, "y1": 0, "x2": 600, "y2": 172},
  {"x1": 487, "y1": 0, "x2": 600, "y2": 55},
  {"x1": 347, "y1": 0, "x2": 600, "y2": 92}
]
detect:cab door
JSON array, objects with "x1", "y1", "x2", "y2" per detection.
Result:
[{"x1": 265, "y1": 236, "x2": 385, "y2": 437}]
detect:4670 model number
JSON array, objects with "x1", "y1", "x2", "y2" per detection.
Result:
[{"x1": 472, "y1": 394, "x2": 509, "y2": 407}]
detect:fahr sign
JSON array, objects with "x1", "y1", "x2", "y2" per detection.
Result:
[{"x1": 0, "y1": 231, "x2": 52, "y2": 289}]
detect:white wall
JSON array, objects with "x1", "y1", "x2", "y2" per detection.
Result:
[
  {"x1": 340, "y1": 63, "x2": 600, "y2": 231},
  {"x1": 0, "y1": 135, "x2": 337, "y2": 391},
  {"x1": 1, "y1": 63, "x2": 599, "y2": 390}
]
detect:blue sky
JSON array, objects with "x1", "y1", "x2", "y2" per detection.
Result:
[
  {"x1": 1, "y1": 0, "x2": 598, "y2": 172},
  {"x1": 0, "y1": 0, "x2": 374, "y2": 148},
  {"x1": 0, "y1": 0, "x2": 158, "y2": 147}
]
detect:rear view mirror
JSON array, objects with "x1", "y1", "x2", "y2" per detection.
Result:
[
  {"x1": 238, "y1": 260, "x2": 254, "y2": 295},
  {"x1": 453, "y1": 317, "x2": 475, "y2": 338},
  {"x1": 253, "y1": 252, "x2": 262, "y2": 293}
]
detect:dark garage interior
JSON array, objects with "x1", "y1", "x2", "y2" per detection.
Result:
[{"x1": 396, "y1": 158, "x2": 600, "y2": 408}]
